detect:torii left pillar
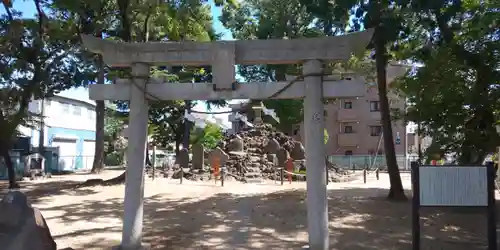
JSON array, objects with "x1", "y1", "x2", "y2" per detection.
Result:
[{"x1": 118, "y1": 63, "x2": 150, "y2": 250}]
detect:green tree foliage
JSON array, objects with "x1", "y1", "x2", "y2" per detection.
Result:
[
  {"x1": 221, "y1": 0, "x2": 409, "y2": 199},
  {"x1": 398, "y1": 0, "x2": 499, "y2": 164},
  {"x1": 50, "y1": 0, "x2": 119, "y2": 173},
  {"x1": 190, "y1": 123, "x2": 223, "y2": 150},
  {"x1": 49, "y1": 0, "x2": 230, "y2": 181},
  {"x1": 1, "y1": 0, "x2": 93, "y2": 188},
  {"x1": 220, "y1": 0, "x2": 322, "y2": 134},
  {"x1": 149, "y1": 100, "x2": 187, "y2": 154},
  {"x1": 298, "y1": 0, "x2": 410, "y2": 200},
  {"x1": 110, "y1": 0, "x2": 228, "y2": 154}
]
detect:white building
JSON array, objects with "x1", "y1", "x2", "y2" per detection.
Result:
[{"x1": 18, "y1": 87, "x2": 97, "y2": 172}]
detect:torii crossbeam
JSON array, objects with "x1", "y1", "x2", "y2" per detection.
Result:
[{"x1": 82, "y1": 29, "x2": 374, "y2": 250}]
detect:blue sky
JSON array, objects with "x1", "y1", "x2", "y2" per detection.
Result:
[{"x1": 2, "y1": 0, "x2": 239, "y2": 127}]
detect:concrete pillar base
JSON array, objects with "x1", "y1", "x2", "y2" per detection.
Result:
[{"x1": 111, "y1": 244, "x2": 150, "y2": 250}]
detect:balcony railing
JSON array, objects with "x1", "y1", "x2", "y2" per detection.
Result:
[
  {"x1": 338, "y1": 133, "x2": 360, "y2": 146},
  {"x1": 369, "y1": 111, "x2": 381, "y2": 120},
  {"x1": 336, "y1": 109, "x2": 358, "y2": 121}
]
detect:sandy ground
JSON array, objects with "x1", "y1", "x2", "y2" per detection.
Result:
[{"x1": 1, "y1": 170, "x2": 499, "y2": 250}]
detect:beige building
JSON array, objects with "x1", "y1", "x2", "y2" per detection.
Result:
[
  {"x1": 294, "y1": 85, "x2": 409, "y2": 156},
  {"x1": 228, "y1": 64, "x2": 413, "y2": 161},
  {"x1": 294, "y1": 65, "x2": 413, "y2": 158}
]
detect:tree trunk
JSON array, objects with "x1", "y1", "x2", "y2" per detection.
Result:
[
  {"x1": 38, "y1": 98, "x2": 45, "y2": 154},
  {"x1": 91, "y1": 41, "x2": 106, "y2": 173},
  {"x1": 175, "y1": 139, "x2": 181, "y2": 156},
  {"x1": 105, "y1": 171, "x2": 126, "y2": 184},
  {"x1": 374, "y1": 26, "x2": 407, "y2": 201},
  {"x1": 1, "y1": 146, "x2": 19, "y2": 189},
  {"x1": 145, "y1": 146, "x2": 151, "y2": 166},
  {"x1": 183, "y1": 101, "x2": 192, "y2": 150},
  {"x1": 91, "y1": 99, "x2": 105, "y2": 173},
  {"x1": 82, "y1": 0, "x2": 131, "y2": 185}
]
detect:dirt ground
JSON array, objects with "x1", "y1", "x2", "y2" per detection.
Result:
[{"x1": 1, "y1": 169, "x2": 499, "y2": 250}]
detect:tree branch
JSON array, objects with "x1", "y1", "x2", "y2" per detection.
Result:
[
  {"x1": 8, "y1": 0, "x2": 48, "y2": 132},
  {"x1": 142, "y1": 7, "x2": 153, "y2": 42},
  {"x1": 1, "y1": 1, "x2": 13, "y2": 21}
]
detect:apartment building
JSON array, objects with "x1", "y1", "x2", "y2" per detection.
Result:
[
  {"x1": 294, "y1": 65, "x2": 411, "y2": 157},
  {"x1": 307, "y1": 87, "x2": 407, "y2": 156}
]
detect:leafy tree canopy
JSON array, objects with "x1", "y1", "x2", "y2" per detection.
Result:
[{"x1": 190, "y1": 123, "x2": 223, "y2": 150}]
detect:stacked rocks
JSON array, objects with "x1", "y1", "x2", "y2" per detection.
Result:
[
  {"x1": 218, "y1": 124, "x2": 306, "y2": 181},
  {"x1": 178, "y1": 124, "x2": 348, "y2": 182}
]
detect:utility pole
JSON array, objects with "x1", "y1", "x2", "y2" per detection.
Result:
[
  {"x1": 417, "y1": 89, "x2": 423, "y2": 165},
  {"x1": 183, "y1": 100, "x2": 192, "y2": 150},
  {"x1": 38, "y1": 98, "x2": 45, "y2": 155}
]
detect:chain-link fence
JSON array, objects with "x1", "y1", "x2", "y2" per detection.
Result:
[
  {"x1": 0, "y1": 154, "x2": 96, "y2": 179},
  {"x1": 327, "y1": 155, "x2": 410, "y2": 171}
]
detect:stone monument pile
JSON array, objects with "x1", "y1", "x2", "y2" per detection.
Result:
[{"x1": 176, "y1": 124, "x2": 346, "y2": 182}]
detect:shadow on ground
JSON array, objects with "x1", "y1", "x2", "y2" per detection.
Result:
[
  {"x1": 13, "y1": 183, "x2": 497, "y2": 250},
  {"x1": 0, "y1": 179, "x2": 97, "y2": 204}
]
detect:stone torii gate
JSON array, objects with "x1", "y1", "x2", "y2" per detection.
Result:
[{"x1": 82, "y1": 29, "x2": 374, "y2": 250}]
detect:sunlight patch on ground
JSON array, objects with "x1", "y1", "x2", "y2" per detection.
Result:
[{"x1": 2, "y1": 170, "x2": 495, "y2": 249}]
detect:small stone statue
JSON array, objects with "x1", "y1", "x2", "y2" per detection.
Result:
[
  {"x1": 290, "y1": 141, "x2": 305, "y2": 160},
  {"x1": 276, "y1": 147, "x2": 290, "y2": 168},
  {"x1": 264, "y1": 138, "x2": 280, "y2": 155},
  {"x1": 228, "y1": 135, "x2": 244, "y2": 152}
]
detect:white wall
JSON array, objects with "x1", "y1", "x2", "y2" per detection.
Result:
[
  {"x1": 28, "y1": 126, "x2": 49, "y2": 147},
  {"x1": 30, "y1": 97, "x2": 96, "y2": 131}
]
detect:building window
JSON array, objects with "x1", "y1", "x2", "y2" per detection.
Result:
[
  {"x1": 370, "y1": 125, "x2": 382, "y2": 136},
  {"x1": 343, "y1": 100, "x2": 353, "y2": 109},
  {"x1": 72, "y1": 105, "x2": 81, "y2": 116},
  {"x1": 323, "y1": 110, "x2": 328, "y2": 117},
  {"x1": 345, "y1": 150, "x2": 353, "y2": 155},
  {"x1": 344, "y1": 125, "x2": 353, "y2": 133},
  {"x1": 60, "y1": 102, "x2": 70, "y2": 113},
  {"x1": 88, "y1": 109, "x2": 95, "y2": 120},
  {"x1": 370, "y1": 101, "x2": 380, "y2": 112}
]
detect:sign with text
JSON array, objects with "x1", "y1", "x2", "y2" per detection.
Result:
[
  {"x1": 411, "y1": 162, "x2": 497, "y2": 250},
  {"x1": 418, "y1": 166, "x2": 488, "y2": 206}
]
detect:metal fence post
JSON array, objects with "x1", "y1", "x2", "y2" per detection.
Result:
[
  {"x1": 280, "y1": 168, "x2": 284, "y2": 185},
  {"x1": 326, "y1": 164, "x2": 329, "y2": 185},
  {"x1": 363, "y1": 169, "x2": 367, "y2": 184},
  {"x1": 221, "y1": 167, "x2": 225, "y2": 187},
  {"x1": 152, "y1": 146, "x2": 156, "y2": 180},
  {"x1": 286, "y1": 158, "x2": 293, "y2": 184},
  {"x1": 180, "y1": 166, "x2": 183, "y2": 184},
  {"x1": 349, "y1": 156, "x2": 353, "y2": 172}
]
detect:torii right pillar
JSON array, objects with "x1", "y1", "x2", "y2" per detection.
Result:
[{"x1": 303, "y1": 60, "x2": 329, "y2": 249}]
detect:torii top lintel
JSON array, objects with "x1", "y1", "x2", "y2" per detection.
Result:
[{"x1": 80, "y1": 29, "x2": 374, "y2": 67}]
